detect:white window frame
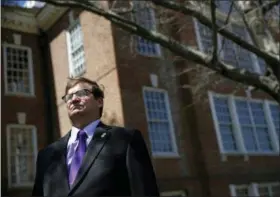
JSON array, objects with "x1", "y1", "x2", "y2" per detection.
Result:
[
  {"x1": 258, "y1": 182, "x2": 280, "y2": 197},
  {"x1": 6, "y1": 124, "x2": 38, "y2": 188},
  {"x1": 230, "y1": 182, "x2": 280, "y2": 197},
  {"x1": 229, "y1": 184, "x2": 251, "y2": 197},
  {"x1": 208, "y1": 91, "x2": 279, "y2": 156},
  {"x1": 3, "y1": 43, "x2": 35, "y2": 96},
  {"x1": 193, "y1": 19, "x2": 263, "y2": 74},
  {"x1": 133, "y1": 1, "x2": 161, "y2": 57},
  {"x1": 66, "y1": 19, "x2": 86, "y2": 77},
  {"x1": 142, "y1": 86, "x2": 178, "y2": 157},
  {"x1": 161, "y1": 190, "x2": 187, "y2": 196}
]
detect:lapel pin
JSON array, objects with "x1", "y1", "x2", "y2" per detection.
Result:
[{"x1": 101, "y1": 133, "x2": 106, "y2": 138}]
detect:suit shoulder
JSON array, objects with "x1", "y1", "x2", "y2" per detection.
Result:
[{"x1": 37, "y1": 135, "x2": 68, "y2": 156}]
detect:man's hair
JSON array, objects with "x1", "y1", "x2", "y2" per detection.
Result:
[{"x1": 65, "y1": 77, "x2": 104, "y2": 117}]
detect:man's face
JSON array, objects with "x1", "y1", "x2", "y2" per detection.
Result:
[{"x1": 65, "y1": 82, "x2": 103, "y2": 118}]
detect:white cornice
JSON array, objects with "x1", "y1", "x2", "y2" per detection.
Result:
[
  {"x1": 1, "y1": 9, "x2": 39, "y2": 34},
  {"x1": 1, "y1": 5, "x2": 68, "y2": 34},
  {"x1": 36, "y1": 4, "x2": 68, "y2": 31}
]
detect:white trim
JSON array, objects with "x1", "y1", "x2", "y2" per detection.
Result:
[
  {"x1": 230, "y1": 182, "x2": 280, "y2": 197},
  {"x1": 161, "y1": 190, "x2": 187, "y2": 196},
  {"x1": 66, "y1": 29, "x2": 73, "y2": 77},
  {"x1": 208, "y1": 91, "x2": 225, "y2": 153},
  {"x1": 229, "y1": 184, "x2": 250, "y2": 197},
  {"x1": 229, "y1": 184, "x2": 237, "y2": 196},
  {"x1": 142, "y1": 86, "x2": 179, "y2": 157},
  {"x1": 228, "y1": 95, "x2": 247, "y2": 154},
  {"x1": 249, "y1": 183, "x2": 260, "y2": 196},
  {"x1": 3, "y1": 43, "x2": 35, "y2": 97},
  {"x1": 263, "y1": 100, "x2": 279, "y2": 151},
  {"x1": 6, "y1": 124, "x2": 38, "y2": 188},
  {"x1": 66, "y1": 19, "x2": 86, "y2": 77},
  {"x1": 209, "y1": 91, "x2": 279, "y2": 156}
]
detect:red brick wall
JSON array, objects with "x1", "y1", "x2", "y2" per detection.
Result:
[
  {"x1": 176, "y1": 13, "x2": 280, "y2": 197},
  {"x1": 1, "y1": 28, "x2": 49, "y2": 196}
]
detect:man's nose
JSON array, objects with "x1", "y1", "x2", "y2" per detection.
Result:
[{"x1": 70, "y1": 94, "x2": 81, "y2": 102}]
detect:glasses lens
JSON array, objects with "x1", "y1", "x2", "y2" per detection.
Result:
[
  {"x1": 64, "y1": 94, "x2": 71, "y2": 102},
  {"x1": 76, "y1": 89, "x2": 88, "y2": 97}
]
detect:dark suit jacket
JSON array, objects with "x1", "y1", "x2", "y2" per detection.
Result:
[{"x1": 32, "y1": 122, "x2": 159, "y2": 196}]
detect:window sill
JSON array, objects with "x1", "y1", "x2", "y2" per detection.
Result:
[
  {"x1": 136, "y1": 51, "x2": 162, "y2": 59},
  {"x1": 220, "y1": 151, "x2": 280, "y2": 162},
  {"x1": 4, "y1": 93, "x2": 36, "y2": 98},
  {"x1": 152, "y1": 152, "x2": 180, "y2": 159},
  {"x1": 221, "y1": 152, "x2": 280, "y2": 156}
]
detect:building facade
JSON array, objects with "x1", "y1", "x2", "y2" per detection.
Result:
[{"x1": 1, "y1": 1, "x2": 279, "y2": 197}]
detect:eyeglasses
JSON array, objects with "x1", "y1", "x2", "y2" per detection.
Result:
[{"x1": 62, "y1": 89, "x2": 92, "y2": 102}]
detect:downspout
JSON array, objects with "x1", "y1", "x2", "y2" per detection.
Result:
[{"x1": 38, "y1": 28, "x2": 58, "y2": 144}]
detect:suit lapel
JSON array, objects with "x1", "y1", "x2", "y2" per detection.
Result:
[
  {"x1": 69, "y1": 123, "x2": 112, "y2": 195},
  {"x1": 43, "y1": 133, "x2": 70, "y2": 196}
]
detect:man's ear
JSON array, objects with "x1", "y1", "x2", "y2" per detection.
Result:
[{"x1": 96, "y1": 97, "x2": 103, "y2": 108}]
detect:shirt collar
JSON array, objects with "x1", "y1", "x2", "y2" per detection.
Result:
[{"x1": 70, "y1": 119, "x2": 101, "y2": 141}]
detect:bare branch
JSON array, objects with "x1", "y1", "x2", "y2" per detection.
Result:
[
  {"x1": 210, "y1": 0, "x2": 218, "y2": 64},
  {"x1": 151, "y1": 0, "x2": 280, "y2": 65},
  {"x1": 37, "y1": 0, "x2": 279, "y2": 102}
]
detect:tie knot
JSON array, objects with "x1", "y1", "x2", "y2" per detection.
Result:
[{"x1": 77, "y1": 130, "x2": 87, "y2": 140}]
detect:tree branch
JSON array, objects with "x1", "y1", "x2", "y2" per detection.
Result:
[
  {"x1": 210, "y1": 0, "x2": 218, "y2": 64},
  {"x1": 38, "y1": 0, "x2": 280, "y2": 102},
  {"x1": 151, "y1": 0, "x2": 280, "y2": 67}
]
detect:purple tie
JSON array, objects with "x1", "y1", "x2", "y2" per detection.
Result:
[{"x1": 68, "y1": 130, "x2": 87, "y2": 185}]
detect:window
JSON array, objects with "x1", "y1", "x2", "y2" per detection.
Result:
[
  {"x1": 269, "y1": 103, "x2": 280, "y2": 139},
  {"x1": 258, "y1": 183, "x2": 280, "y2": 197},
  {"x1": 230, "y1": 182, "x2": 280, "y2": 197},
  {"x1": 143, "y1": 87, "x2": 177, "y2": 156},
  {"x1": 194, "y1": 20, "x2": 263, "y2": 74},
  {"x1": 66, "y1": 20, "x2": 86, "y2": 77},
  {"x1": 209, "y1": 92, "x2": 279, "y2": 155},
  {"x1": 134, "y1": 1, "x2": 161, "y2": 57},
  {"x1": 161, "y1": 190, "x2": 187, "y2": 197},
  {"x1": 212, "y1": 97, "x2": 237, "y2": 151},
  {"x1": 215, "y1": 0, "x2": 238, "y2": 14},
  {"x1": 235, "y1": 100, "x2": 273, "y2": 152},
  {"x1": 3, "y1": 44, "x2": 34, "y2": 96},
  {"x1": 6, "y1": 124, "x2": 38, "y2": 188},
  {"x1": 194, "y1": 21, "x2": 213, "y2": 54}
]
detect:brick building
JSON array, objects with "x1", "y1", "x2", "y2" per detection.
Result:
[{"x1": 1, "y1": 1, "x2": 279, "y2": 197}]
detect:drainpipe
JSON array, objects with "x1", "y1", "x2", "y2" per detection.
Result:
[{"x1": 38, "y1": 28, "x2": 57, "y2": 145}]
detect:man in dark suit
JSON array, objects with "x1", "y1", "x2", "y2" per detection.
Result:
[{"x1": 32, "y1": 77, "x2": 159, "y2": 196}]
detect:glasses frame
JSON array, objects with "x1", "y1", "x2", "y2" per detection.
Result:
[{"x1": 62, "y1": 88, "x2": 92, "y2": 103}]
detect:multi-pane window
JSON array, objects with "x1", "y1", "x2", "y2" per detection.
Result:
[
  {"x1": 235, "y1": 100, "x2": 273, "y2": 152},
  {"x1": 213, "y1": 97, "x2": 237, "y2": 151},
  {"x1": 210, "y1": 92, "x2": 279, "y2": 154},
  {"x1": 134, "y1": 1, "x2": 161, "y2": 57},
  {"x1": 3, "y1": 44, "x2": 34, "y2": 95},
  {"x1": 230, "y1": 183, "x2": 280, "y2": 197},
  {"x1": 235, "y1": 186, "x2": 249, "y2": 197},
  {"x1": 67, "y1": 21, "x2": 85, "y2": 77},
  {"x1": 195, "y1": 22, "x2": 213, "y2": 54},
  {"x1": 143, "y1": 88, "x2": 177, "y2": 155},
  {"x1": 194, "y1": 21, "x2": 263, "y2": 74},
  {"x1": 7, "y1": 125, "x2": 37, "y2": 188}
]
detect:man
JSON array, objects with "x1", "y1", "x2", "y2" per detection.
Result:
[{"x1": 32, "y1": 77, "x2": 159, "y2": 196}]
